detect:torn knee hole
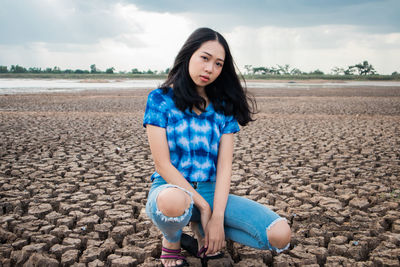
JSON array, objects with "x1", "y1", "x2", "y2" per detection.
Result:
[
  {"x1": 266, "y1": 219, "x2": 291, "y2": 250},
  {"x1": 157, "y1": 187, "x2": 192, "y2": 217}
]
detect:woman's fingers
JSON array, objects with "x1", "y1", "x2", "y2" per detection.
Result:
[
  {"x1": 205, "y1": 239, "x2": 214, "y2": 255},
  {"x1": 205, "y1": 236, "x2": 223, "y2": 255},
  {"x1": 201, "y1": 219, "x2": 210, "y2": 251},
  {"x1": 204, "y1": 232, "x2": 209, "y2": 250}
]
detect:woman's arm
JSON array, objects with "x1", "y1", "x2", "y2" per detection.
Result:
[
  {"x1": 205, "y1": 133, "x2": 234, "y2": 254},
  {"x1": 146, "y1": 124, "x2": 211, "y2": 213},
  {"x1": 213, "y1": 133, "x2": 234, "y2": 217}
]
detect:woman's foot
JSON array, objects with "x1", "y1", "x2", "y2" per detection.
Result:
[{"x1": 161, "y1": 238, "x2": 187, "y2": 267}]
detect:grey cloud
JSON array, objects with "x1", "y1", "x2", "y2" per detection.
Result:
[
  {"x1": 0, "y1": 0, "x2": 141, "y2": 45},
  {"x1": 2, "y1": 0, "x2": 398, "y2": 47},
  {"x1": 127, "y1": 0, "x2": 400, "y2": 32}
]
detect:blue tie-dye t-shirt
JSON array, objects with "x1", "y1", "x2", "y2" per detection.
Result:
[{"x1": 143, "y1": 88, "x2": 240, "y2": 182}]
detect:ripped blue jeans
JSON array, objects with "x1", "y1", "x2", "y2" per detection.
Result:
[{"x1": 145, "y1": 177, "x2": 289, "y2": 252}]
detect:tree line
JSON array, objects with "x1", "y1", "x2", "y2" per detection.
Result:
[
  {"x1": 0, "y1": 61, "x2": 399, "y2": 76},
  {"x1": 0, "y1": 64, "x2": 170, "y2": 75},
  {"x1": 246, "y1": 61, "x2": 397, "y2": 76}
]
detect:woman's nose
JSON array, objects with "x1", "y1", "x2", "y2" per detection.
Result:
[{"x1": 204, "y1": 62, "x2": 213, "y2": 73}]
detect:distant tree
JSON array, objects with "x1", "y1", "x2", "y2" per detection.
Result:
[
  {"x1": 344, "y1": 66, "x2": 356, "y2": 75},
  {"x1": 106, "y1": 67, "x2": 115, "y2": 74},
  {"x1": 392, "y1": 71, "x2": 399, "y2": 75},
  {"x1": 165, "y1": 67, "x2": 170, "y2": 74},
  {"x1": 52, "y1": 66, "x2": 61, "y2": 74},
  {"x1": 268, "y1": 66, "x2": 279, "y2": 75},
  {"x1": 146, "y1": 69, "x2": 154, "y2": 74},
  {"x1": 244, "y1": 65, "x2": 253, "y2": 75},
  {"x1": 352, "y1": 60, "x2": 376, "y2": 75},
  {"x1": 252, "y1": 66, "x2": 267, "y2": 75},
  {"x1": 75, "y1": 69, "x2": 85, "y2": 74},
  {"x1": 28, "y1": 67, "x2": 42, "y2": 73},
  {"x1": 310, "y1": 69, "x2": 324, "y2": 75},
  {"x1": 90, "y1": 64, "x2": 98, "y2": 73},
  {"x1": 0, "y1": 66, "x2": 7, "y2": 73},
  {"x1": 331, "y1": 66, "x2": 345, "y2": 75},
  {"x1": 64, "y1": 69, "x2": 73, "y2": 73},
  {"x1": 131, "y1": 68, "x2": 141, "y2": 74},
  {"x1": 10, "y1": 65, "x2": 27, "y2": 73},
  {"x1": 0, "y1": 66, "x2": 8, "y2": 73},
  {"x1": 290, "y1": 68, "x2": 302, "y2": 75},
  {"x1": 277, "y1": 64, "x2": 290, "y2": 75}
]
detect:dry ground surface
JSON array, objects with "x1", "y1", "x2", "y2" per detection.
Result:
[{"x1": 0, "y1": 85, "x2": 399, "y2": 266}]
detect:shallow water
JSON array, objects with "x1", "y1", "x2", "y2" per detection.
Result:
[
  {"x1": 246, "y1": 80, "x2": 400, "y2": 89},
  {"x1": 0, "y1": 78, "x2": 399, "y2": 94},
  {"x1": 0, "y1": 79, "x2": 164, "y2": 94}
]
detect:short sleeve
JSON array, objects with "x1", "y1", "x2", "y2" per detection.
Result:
[
  {"x1": 222, "y1": 115, "x2": 240, "y2": 134},
  {"x1": 143, "y1": 89, "x2": 168, "y2": 128}
]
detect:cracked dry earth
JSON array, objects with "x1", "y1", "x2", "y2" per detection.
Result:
[{"x1": 0, "y1": 85, "x2": 399, "y2": 267}]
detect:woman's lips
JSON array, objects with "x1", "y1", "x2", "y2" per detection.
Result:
[{"x1": 200, "y1": 75, "x2": 210, "y2": 82}]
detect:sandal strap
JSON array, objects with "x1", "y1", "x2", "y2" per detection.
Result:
[
  {"x1": 162, "y1": 247, "x2": 181, "y2": 254},
  {"x1": 197, "y1": 246, "x2": 207, "y2": 258},
  {"x1": 160, "y1": 254, "x2": 186, "y2": 260}
]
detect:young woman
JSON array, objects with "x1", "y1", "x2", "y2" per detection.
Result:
[{"x1": 143, "y1": 28, "x2": 291, "y2": 267}]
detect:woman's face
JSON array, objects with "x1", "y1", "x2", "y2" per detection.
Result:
[{"x1": 188, "y1": 40, "x2": 225, "y2": 92}]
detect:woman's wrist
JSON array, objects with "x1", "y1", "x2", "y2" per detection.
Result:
[
  {"x1": 211, "y1": 212, "x2": 224, "y2": 221},
  {"x1": 184, "y1": 185, "x2": 210, "y2": 213},
  {"x1": 195, "y1": 199, "x2": 211, "y2": 212}
]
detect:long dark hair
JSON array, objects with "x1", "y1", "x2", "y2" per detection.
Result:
[{"x1": 161, "y1": 27, "x2": 257, "y2": 126}]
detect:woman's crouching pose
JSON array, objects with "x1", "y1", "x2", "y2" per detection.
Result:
[{"x1": 143, "y1": 27, "x2": 291, "y2": 267}]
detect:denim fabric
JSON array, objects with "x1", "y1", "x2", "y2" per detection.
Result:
[
  {"x1": 145, "y1": 182, "x2": 194, "y2": 243},
  {"x1": 143, "y1": 88, "x2": 240, "y2": 182},
  {"x1": 146, "y1": 177, "x2": 289, "y2": 252}
]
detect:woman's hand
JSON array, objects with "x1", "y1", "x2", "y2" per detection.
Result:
[
  {"x1": 204, "y1": 214, "x2": 225, "y2": 255},
  {"x1": 197, "y1": 203, "x2": 212, "y2": 249}
]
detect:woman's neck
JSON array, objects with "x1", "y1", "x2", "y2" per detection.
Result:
[
  {"x1": 194, "y1": 86, "x2": 209, "y2": 113},
  {"x1": 196, "y1": 86, "x2": 208, "y2": 101}
]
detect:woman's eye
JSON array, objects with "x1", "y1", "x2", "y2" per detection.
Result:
[
  {"x1": 201, "y1": 56, "x2": 208, "y2": 61},
  {"x1": 216, "y1": 62, "x2": 223, "y2": 67}
]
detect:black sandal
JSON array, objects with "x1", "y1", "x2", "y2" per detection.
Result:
[
  {"x1": 181, "y1": 233, "x2": 224, "y2": 260},
  {"x1": 160, "y1": 246, "x2": 189, "y2": 267}
]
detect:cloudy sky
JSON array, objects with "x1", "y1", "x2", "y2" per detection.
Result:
[{"x1": 1, "y1": 0, "x2": 399, "y2": 74}]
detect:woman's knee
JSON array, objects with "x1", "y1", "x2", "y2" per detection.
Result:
[
  {"x1": 156, "y1": 187, "x2": 191, "y2": 217},
  {"x1": 267, "y1": 219, "x2": 291, "y2": 249}
]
